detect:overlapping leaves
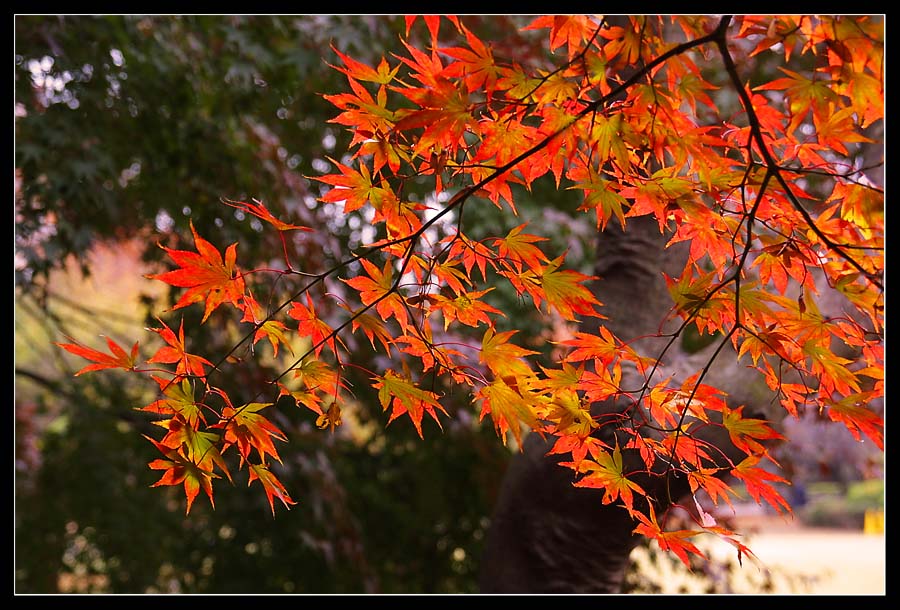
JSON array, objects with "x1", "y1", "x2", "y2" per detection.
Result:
[{"x1": 56, "y1": 15, "x2": 882, "y2": 565}]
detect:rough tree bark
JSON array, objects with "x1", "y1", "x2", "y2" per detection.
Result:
[{"x1": 478, "y1": 216, "x2": 777, "y2": 593}]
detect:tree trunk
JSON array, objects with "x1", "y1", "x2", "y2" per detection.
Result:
[{"x1": 478, "y1": 216, "x2": 770, "y2": 593}]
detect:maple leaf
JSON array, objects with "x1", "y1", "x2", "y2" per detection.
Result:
[
  {"x1": 146, "y1": 220, "x2": 246, "y2": 323},
  {"x1": 341, "y1": 305, "x2": 394, "y2": 354},
  {"x1": 240, "y1": 293, "x2": 294, "y2": 358},
  {"x1": 845, "y1": 71, "x2": 883, "y2": 129},
  {"x1": 802, "y1": 339, "x2": 859, "y2": 396},
  {"x1": 277, "y1": 383, "x2": 324, "y2": 417},
  {"x1": 538, "y1": 256, "x2": 601, "y2": 321},
  {"x1": 442, "y1": 231, "x2": 496, "y2": 281},
  {"x1": 140, "y1": 376, "x2": 206, "y2": 428},
  {"x1": 476, "y1": 377, "x2": 540, "y2": 448},
  {"x1": 473, "y1": 119, "x2": 541, "y2": 188},
  {"x1": 662, "y1": 425, "x2": 715, "y2": 470},
  {"x1": 823, "y1": 392, "x2": 883, "y2": 450},
  {"x1": 480, "y1": 328, "x2": 538, "y2": 378},
  {"x1": 221, "y1": 198, "x2": 313, "y2": 233},
  {"x1": 323, "y1": 76, "x2": 399, "y2": 151},
  {"x1": 492, "y1": 224, "x2": 549, "y2": 273},
  {"x1": 570, "y1": 443, "x2": 646, "y2": 516},
  {"x1": 146, "y1": 318, "x2": 213, "y2": 379},
  {"x1": 721, "y1": 405, "x2": 785, "y2": 457},
  {"x1": 248, "y1": 462, "x2": 297, "y2": 516},
  {"x1": 373, "y1": 369, "x2": 448, "y2": 438},
  {"x1": 288, "y1": 295, "x2": 341, "y2": 357},
  {"x1": 315, "y1": 158, "x2": 394, "y2": 214},
  {"x1": 145, "y1": 435, "x2": 219, "y2": 515},
  {"x1": 754, "y1": 67, "x2": 841, "y2": 136},
  {"x1": 688, "y1": 468, "x2": 738, "y2": 509},
  {"x1": 329, "y1": 45, "x2": 398, "y2": 85},
  {"x1": 430, "y1": 258, "x2": 471, "y2": 294},
  {"x1": 542, "y1": 388, "x2": 597, "y2": 438},
  {"x1": 731, "y1": 456, "x2": 791, "y2": 515},
  {"x1": 213, "y1": 397, "x2": 287, "y2": 467},
  {"x1": 535, "y1": 361, "x2": 584, "y2": 393},
  {"x1": 813, "y1": 106, "x2": 875, "y2": 155},
  {"x1": 523, "y1": 15, "x2": 600, "y2": 59},
  {"x1": 440, "y1": 23, "x2": 503, "y2": 95},
  {"x1": 620, "y1": 170, "x2": 694, "y2": 226},
  {"x1": 578, "y1": 365, "x2": 624, "y2": 404},
  {"x1": 560, "y1": 327, "x2": 623, "y2": 367},
  {"x1": 315, "y1": 402, "x2": 343, "y2": 433},
  {"x1": 667, "y1": 198, "x2": 734, "y2": 270},
  {"x1": 394, "y1": 327, "x2": 467, "y2": 382},
  {"x1": 586, "y1": 112, "x2": 634, "y2": 173},
  {"x1": 157, "y1": 415, "x2": 231, "y2": 484},
  {"x1": 404, "y1": 15, "x2": 461, "y2": 48},
  {"x1": 431, "y1": 287, "x2": 503, "y2": 330},
  {"x1": 342, "y1": 258, "x2": 409, "y2": 331},
  {"x1": 632, "y1": 506, "x2": 706, "y2": 568},
  {"x1": 752, "y1": 238, "x2": 816, "y2": 296},
  {"x1": 56, "y1": 335, "x2": 139, "y2": 376},
  {"x1": 291, "y1": 356, "x2": 344, "y2": 398},
  {"x1": 567, "y1": 161, "x2": 630, "y2": 230}
]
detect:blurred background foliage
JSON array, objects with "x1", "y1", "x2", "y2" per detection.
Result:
[{"x1": 15, "y1": 15, "x2": 882, "y2": 594}]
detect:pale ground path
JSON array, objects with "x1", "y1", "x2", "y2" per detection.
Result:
[
  {"x1": 631, "y1": 508, "x2": 885, "y2": 594},
  {"x1": 720, "y1": 527, "x2": 886, "y2": 594}
]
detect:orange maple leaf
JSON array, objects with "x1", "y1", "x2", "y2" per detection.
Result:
[
  {"x1": 538, "y1": 256, "x2": 601, "y2": 321},
  {"x1": 492, "y1": 224, "x2": 549, "y2": 273},
  {"x1": 721, "y1": 405, "x2": 785, "y2": 457},
  {"x1": 374, "y1": 369, "x2": 448, "y2": 438},
  {"x1": 523, "y1": 15, "x2": 600, "y2": 59},
  {"x1": 569, "y1": 442, "x2": 646, "y2": 516},
  {"x1": 315, "y1": 158, "x2": 394, "y2": 214},
  {"x1": 823, "y1": 392, "x2": 883, "y2": 450},
  {"x1": 342, "y1": 258, "x2": 409, "y2": 330},
  {"x1": 430, "y1": 287, "x2": 503, "y2": 330},
  {"x1": 248, "y1": 462, "x2": 297, "y2": 516},
  {"x1": 329, "y1": 45, "x2": 398, "y2": 85},
  {"x1": 480, "y1": 328, "x2": 538, "y2": 378},
  {"x1": 476, "y1": 378, "x2": 540, "y2": 449}
]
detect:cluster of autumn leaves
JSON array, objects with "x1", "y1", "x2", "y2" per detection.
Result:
[{"x1": 56, "y1": 15, "x2": 882, "y2": 564}]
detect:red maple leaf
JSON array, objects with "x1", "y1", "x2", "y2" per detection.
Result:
[
  {"x1": 222, "y1": 198, "x2": 312, "y2": 233},
  {"x1": 146, "y1": 318, "x2": 213, "y2": 380},
  {"x1": 147, "y1": 220, "x2": 246, "y2": 323},
  {"x1": 56, "y1": 335, "x2": 139, "y2": 376},
  {"x1": 632, "y1": 506, "x2": 707, "y2": 568}
]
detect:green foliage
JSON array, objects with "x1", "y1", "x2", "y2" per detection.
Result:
[
  {"x1": 798, "y1": 478, "x2": 883, "y2": 529},
  {"x1": 15, "y1": 15, "x2": 399, "y2": 286},
  {"x1": 845, "y1": 479, "x2": 884, "y2": 511}
]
